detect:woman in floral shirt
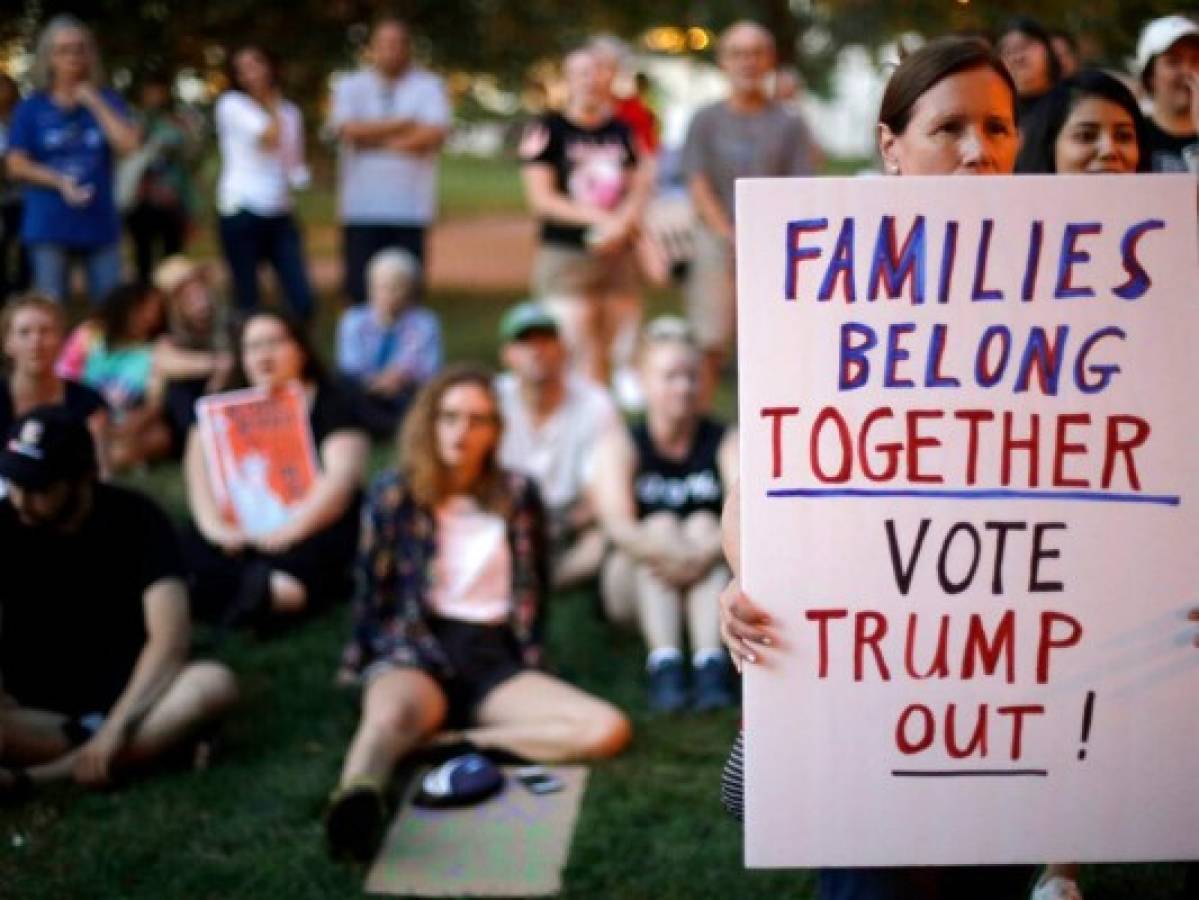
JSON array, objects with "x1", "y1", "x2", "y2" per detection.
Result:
[{"x1": 327, "y1": 364, "x2": 631, "y2": 860}]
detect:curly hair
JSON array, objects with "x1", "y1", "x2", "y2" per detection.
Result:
[{"x1": 398, "y1": 363, "x2": 508, "y2": 512}]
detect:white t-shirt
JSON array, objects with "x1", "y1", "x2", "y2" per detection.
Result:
[
  {"x1": 215, "y1": 92, "x2": 309, "y2": 216},
  {"x1": 427, "y1": 496, "x2": 512, "y2": 624},
  {"x1": 496, "y1": 373, "x2": 620, "y2": 513},
  {"x1": 330, "y1": 67, "x2": 451, "y2": 225}
]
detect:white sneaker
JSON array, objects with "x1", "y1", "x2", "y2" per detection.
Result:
[{"x1": 1031, "y1": 876, "x2": 1083, "y2": 900}]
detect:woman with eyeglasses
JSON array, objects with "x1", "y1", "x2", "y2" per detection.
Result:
[
  {"x1": 4, "y1": 14, "x2": 140, "y2": 304},
  {"x1": 327, "y1": 364, "x2": 631, "y2": 861},
  {"x1": 181, "y1": 309, "x2": 369, "y2": 631}
]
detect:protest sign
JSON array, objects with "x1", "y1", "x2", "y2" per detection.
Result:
[
  {"x1": 736, "y1": 174, "x2": 1199, "y2": 867},
  {"x1": 195, "y1": 382, "x2": 319, "y2": 537}
]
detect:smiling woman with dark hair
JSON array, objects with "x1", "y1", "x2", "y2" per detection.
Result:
[{"x1": 1016, "y1": 69, "x2": 1151, "y2": 175}]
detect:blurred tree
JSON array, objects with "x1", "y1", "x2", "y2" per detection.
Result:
[{"x1": 2, "y1": 0, "x2": 1189, "y2": 105}]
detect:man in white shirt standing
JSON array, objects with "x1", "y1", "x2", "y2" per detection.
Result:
[
  {"x1": 330, "y1": 17, "x2": 450, "y2": 305},
  {"x1": 495, "y1": 301, "x2": 620, "y2": 590}
]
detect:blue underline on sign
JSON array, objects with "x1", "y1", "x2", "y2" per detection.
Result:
[
  {"x1": 766, "y1": 488, "x2": 1181, "y2": 506},
  {"x1": 891, "y1": 769, "x2": 1049, "y2": 778}
]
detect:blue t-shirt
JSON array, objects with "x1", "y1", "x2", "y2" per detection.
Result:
[{"x1": 7, "y1": 89, "x2": 127, "y2": 247}]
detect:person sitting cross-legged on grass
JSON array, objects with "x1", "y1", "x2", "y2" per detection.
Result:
[
  {"x1": 181, "y1": 310, "x2": 370, "y2": 632},
  {"x1": 335, "y1": 246, "x2": 442, "y2": 439},
  {"x1": 327, "y1": 365, "x2": 631, "y2": 862},
  {"x1": 495, "y1": 300, "x2": 620, "y2": 591},
  {"x1": 0, "y1": 407, "x2": 238, "y2": 800},
  {"x1": 592, "y1": 317, "x2": 738, "y2": 713}
]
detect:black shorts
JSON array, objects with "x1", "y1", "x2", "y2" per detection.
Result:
[{"x1": 427, "y1": 617, "x2": 524, "y2": 728}]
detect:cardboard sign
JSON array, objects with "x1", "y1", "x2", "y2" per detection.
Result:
[
  {"x1": 195, "y1": 382, "x2": 319, "y2": 537},
  {"x1": 735, "y1": 174, "x2": 1199, "y2": 867}
]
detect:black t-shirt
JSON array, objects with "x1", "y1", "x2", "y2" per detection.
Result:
[
  {"x1": 520, "y1": 112, "x2": 638, "y2": 248},
  {"x1": 0, "y1": 483, "x2": 185, "y2": 716},
  {"x1": 632, "y1": 416, "x2": 726, "y2": 519},
  {"x1": 311, "y1": 378, "x2": 366, "y2": 445},
  {"x1": 1143, "y1": 119, "x2": 1197, "y2": 172},
  {"x1": 0, "y1": 376, "x2": 106, "y2": 439}
]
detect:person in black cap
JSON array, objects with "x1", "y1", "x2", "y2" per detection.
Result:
[{"x1": 0, "y1": 406, "x2": 237, "y2": 798}]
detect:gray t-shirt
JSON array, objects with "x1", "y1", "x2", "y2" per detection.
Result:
[
  {"x1": 681, "y1": 100, "x2": 815, "y2": 222},
  {"x1": 330, "y1": 67, "x2": 451, "y2": 225}
]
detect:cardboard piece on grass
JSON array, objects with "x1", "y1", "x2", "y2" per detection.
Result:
[{"x1": 365, "y1": 765, "x2": 588, "y2": 897}]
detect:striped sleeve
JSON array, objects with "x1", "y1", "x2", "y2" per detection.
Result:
[{"x1": 720, "y1": 729, "x2": 745, "y2": 823}]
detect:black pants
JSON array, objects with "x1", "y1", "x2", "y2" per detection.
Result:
[
  {"x1": 218, "y1": 210, "x2": 314, "y2": 322},
  {"x1": 182, "y1": 503, "x2": 360, "y2": 626},
  {"x1": 0, "y1": 199, "x2": 30, "y2": 300},
  {"x1": 342, "y1": 223, "x2": 426, "y2": 306},
  {"x1": 126, "y1": 202, "x2": 187, "y2": 284}
]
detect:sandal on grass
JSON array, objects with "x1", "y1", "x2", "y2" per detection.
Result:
[
  {"x1": 324, "y1": 778, "x2": 387, "y2": 863},
  {"x1": 0, "y1": 768, "x2": 34, "y2": 806}
]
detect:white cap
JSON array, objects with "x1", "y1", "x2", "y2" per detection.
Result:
[{"x1": 1136, "y1": 15, "x2": 1199, "y2": 80}]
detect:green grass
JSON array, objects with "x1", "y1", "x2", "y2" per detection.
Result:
[{"x1": 1, "y1": 206, "x2": 1192, "y2": 899}]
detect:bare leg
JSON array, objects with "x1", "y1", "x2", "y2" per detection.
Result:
[
  {"x1": 118, "y1": 661, "x2": 238, "y2": 765},
  {"x1": 337, "y1": 668, "x2": 447, "y2": 788},
  {"x1": 552, "y1": 526, "x2": 606, "y2": 591},
  {"x1": 632, "y1": 513, "x2": 686, "y2": 653},
  {"x1": 269, "y1": 571, "x2": 307, "y2": 614},
  {"x1": 465, "y1": 671, "x2": 630, "y2": 763},
  {"x1": 0, "y1": 707, "x2": 72, "y2": 766},
  {"x1": 0, "y1": 661, "x2": 236, "y2": 786},
  {"x1": 681, "y1": 512, "x2": 728, "y2": 655},
  {"x1": 600, "y1": 547, "x2": 638, "y2": 627}
]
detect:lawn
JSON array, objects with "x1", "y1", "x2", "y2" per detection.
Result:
[{"x1": 0, "y1": 160, "x2": 1193, "y2": 898}]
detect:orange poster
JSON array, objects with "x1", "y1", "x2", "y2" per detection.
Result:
[{"x1": 195, "y1": 382, "x2": 319, "y2": 536}]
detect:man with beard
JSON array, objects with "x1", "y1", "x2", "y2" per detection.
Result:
[{"x1": 0, "y1": 407, "x2": 237, "y2": 799}]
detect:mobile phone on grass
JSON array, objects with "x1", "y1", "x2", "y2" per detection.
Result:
[{"x1": 516, "y1": 766, "x2": 564, "y2": 794}]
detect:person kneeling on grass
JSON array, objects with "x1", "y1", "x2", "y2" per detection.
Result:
[
  {"x1": 0, "y1": 407, "x2": 238, "y2": 799},
  {"x1": 328, "y1": 365, "x2": 631, "y2": 861},
  {"x1": 592, "y1": 317, "x2": 738, "y2": 713}
]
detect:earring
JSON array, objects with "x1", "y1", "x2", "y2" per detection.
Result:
[{"x1": 887, "y1": 162, "x2": 900, "y2": 175}]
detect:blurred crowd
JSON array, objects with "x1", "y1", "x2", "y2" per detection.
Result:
[{"x1": 0, "y1": 9, "x2": 1196, "y2": 899}]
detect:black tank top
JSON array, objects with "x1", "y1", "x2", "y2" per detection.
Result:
[{"x1": 632, "y1": 416, "x2": 726, "y2": 519}]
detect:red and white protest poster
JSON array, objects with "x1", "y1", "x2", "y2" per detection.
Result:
[
  {"x1": 195, "y1": 382, "x2": 319, "y2": 537},
  {"x1": 735, "y1": 174, "x2": 1199, "y2": 866}
]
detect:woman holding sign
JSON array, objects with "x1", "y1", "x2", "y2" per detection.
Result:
[
  {"x1": 182, "y1": 309, "x2": 369, "y2": 631},
  {"x1": 719, "y1": 37, "x2": 1048, "y2": 900},
  {"x1": 327, "y1": 366, "x2": 630, "y2": 861}
]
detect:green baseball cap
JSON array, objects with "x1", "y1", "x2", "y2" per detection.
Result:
[{"x1": 498, "y1": 301, "x2": 560, "y2": 343}]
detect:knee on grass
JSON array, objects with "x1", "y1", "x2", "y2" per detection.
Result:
[{"x1": 567, "y1": 703, "x2": 632, "y2": 761}]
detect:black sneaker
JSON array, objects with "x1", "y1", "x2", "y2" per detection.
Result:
[
  {"x1": 647, "y1": 656, "x2": 688, "y2": 713},
  {"x1": 693, "y1": 655, "x2": 736, "y2": 711},
  {"x1": 325, "y1": 782, "x2": 386, "y2": 863}
]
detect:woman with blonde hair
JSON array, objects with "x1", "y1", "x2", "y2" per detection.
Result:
[
  {"x1": 592, "y1": 316, "x2": 738, "y2": 713},
  {"x1": 328, "y1": 364, "x2": 631, "y2": 861}
]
